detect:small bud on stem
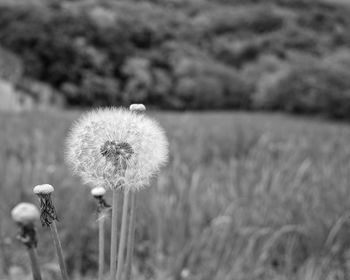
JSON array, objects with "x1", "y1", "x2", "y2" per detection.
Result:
[
  {"x1": 33, "y1": 185, "x2": 69, "y2": 280},
  {"x1": 91, "y1": 187, "x2": 110, "y2": 280},
  {"x1": 129, "y1": 104, "x2": 146, "y2": 114},
  {"x1": 11, "y1": 203, "x2": 42, "y2": 280},
  {"x1": 91, "y1": 187, "x2": 110, "y2": 214}
]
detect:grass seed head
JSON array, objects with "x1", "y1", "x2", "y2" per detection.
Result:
[{"x1": 65, "y1": 107, "x2": 168, "y2": 191}]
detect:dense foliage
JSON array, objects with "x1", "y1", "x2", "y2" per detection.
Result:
[{"x1": 1, "y1": 0, "x2": 350, "y2": 117}]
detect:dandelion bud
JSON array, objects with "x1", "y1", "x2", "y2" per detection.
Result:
[
  {"x1": 91, "y1": 186, "x2": 106, "y2": 198},
  {"x1": 33, "y1": 184, "x2": 54, "y2": 195},
  {"x1": 33, "y1": 184, "x2": 57, "y2": 227},
  {"x1": 11, "y1": 203, "x2": 40, "y2": 227},
  {"x1": 11, "y1": 203, "x2": 39, "y2": 248},
  {"x1": 91, "y1": 187, "x2": 110, "y2": 213},
  {"x1": 129, "y1": 104, "x2": 146, "y2": 113}
]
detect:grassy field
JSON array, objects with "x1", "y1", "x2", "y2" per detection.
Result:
[{"x1": 0, "y1": 110, "x2": 350, "y2": 280}]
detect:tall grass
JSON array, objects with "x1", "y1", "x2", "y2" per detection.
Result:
[{"x1": 1, "y1": 110, "x2": 350, "y2": 279}]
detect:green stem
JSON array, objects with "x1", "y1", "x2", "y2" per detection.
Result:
[
  {"x1": 27, "y1": 247, "x2": 42, "y2": 280},
  {"x1": 116, "y1": 190, "x2": 130, "y2": 280},
  {"x1": 110, "y1": 188, "x2": 119, "y2": 280},
  {"x1": 50, "y1": 221, "x2": 69, "y2": 280},
  {"x1": 98, "y1": 213, "x2": 105, "y2": 280},
  {"x1": 125, "y1": 192, "x2": 136, "y2": 280}
]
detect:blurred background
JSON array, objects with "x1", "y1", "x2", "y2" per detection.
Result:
[{"x1": 1, "y1": 0, "x2": 350, "y2": 279}]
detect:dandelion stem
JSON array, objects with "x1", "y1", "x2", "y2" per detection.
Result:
[
  {"x1": 50, "y1": 221, "x2": 69, "y2": 280},
  {"x1": 110, "y1": 187, "x2": 119, "y2": 280},
  {"x1": 27, "y1": 247, "x2": 42, "y2": 280},
  {"x1": 116, "y1": 190, "x2": 130, "y2": 280},
  {"x1": 125, "y1": 191, "x2": 136, "y2": 280},
  {"x1": 98, "y1": 212, "x2": 105, "y2": 280}
]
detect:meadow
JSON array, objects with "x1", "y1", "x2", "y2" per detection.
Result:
[{"x1": 0, "y1": 109, "x2": 350, "y2": 280}]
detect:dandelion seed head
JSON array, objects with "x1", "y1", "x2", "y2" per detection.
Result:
[
  {"x1": 91, "y1": 186, "x2": 106, "y2": 197},
  {"x1": 65, "y1": 107, "x2": 168, "y2": 191},
  {"x1": 100, "y1": 141, "x2": 133, "y2": 168},
  {"x1": 33, "y1": 184, "x2": 54, "y2": 195},
  {"x1": 11, "y1": 203, "x2": 40, "y2": 226}
]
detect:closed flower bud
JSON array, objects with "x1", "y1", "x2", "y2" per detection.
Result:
[
  {"x1": 129, "y1": 104, "x2": 146, "y2": 113},
  {"x1": 33, "y1": 184, "x2": 57, "y2": 227},
  {"x1": 91, "y1": 186, "x2": 106, "y2": 198},
  {"x1": 11, "y1": 203, "x2": 40, "y2": 226},
  {"x1": 33, "y1": 184, "x2": 54, "y2": 195}
]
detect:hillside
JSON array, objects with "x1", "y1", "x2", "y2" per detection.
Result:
[{"x1": 0, "y1": 0, "x2": 350, "y2": 118}]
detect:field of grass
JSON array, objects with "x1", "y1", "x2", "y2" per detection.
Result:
[{"x1": 0, "y1": 110, "x2": 350, "y2": 280}]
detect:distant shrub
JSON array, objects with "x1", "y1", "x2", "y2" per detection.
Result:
[
  {"x1": 0, "y1": 6, "x2": 132, "y2": 104},
  {"x1": 0, "y1": 47, "x2": 23, "y2": 83},
  {"x1": 173, "y1": 57, "x2": 252, "y2": 109},
  {"x1": 322, "y1": 49, "x2": 350, "y2": 73},
  {"x1": 267, "y1": 63, "x2": 350, "y2": 119},
  {"x1": 122, "y1": 57, "x2": 153, "y2": 103},
  {"x1": 0, "y1": 79, "x2": 20, "y2": 112},
  {"x1": 17, "y1": 78, "x2": 64, "y2": 107},
  {"x1": 78, "y1": 74, "x2": 121, "y2": 106},
  {"x1": 174, "y1": 76, "x2": 224, "y2": 109},
  {"x1": 281, "y1": 26, "x2": 321, "y2": 54},
  {"x1": 212, "y1": 38, "x2": 264, "y2": 67},
  {"x1": 242, "y1": 54, "x2": 290, "y2": 109},
  {"x1": 192, "y1": 5, "x2": 285, "y2": 36}
]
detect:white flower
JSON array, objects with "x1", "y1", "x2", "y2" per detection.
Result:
[
  {"x1": 11, "y1": 203, "x2": 40, "y2": 226},
  {"x1": 65, "y1": 107, "x2": 168, "y2": 191}
]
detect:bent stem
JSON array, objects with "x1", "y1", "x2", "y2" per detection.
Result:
[
  {"x1": 116, "y1": 190, "x2": 130, "y2": 280},
  {"x1": 28, "y1": 247, "x2": 42, "y2": 280},
  {"x1": 98, "y1": 213, "x2": 105, "y2": 280},
  {"x1": 50, "y1": 221, "x2": 69, "y2": 280},
  {"x1": 110, "y1": 188, "x2": 119, "y2": 280},
  {"x1": 125, "y1": 191, "x2": 136, "y2": 280}
]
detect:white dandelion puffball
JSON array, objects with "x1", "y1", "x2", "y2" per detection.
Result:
[
  {"x1": 11, "y1": 203, "x2": 40, "y2": 226},
  {"x1": 91, "y1": 186, "x2": 106, "y2": 197},
  {"x1": 33, "y1": 184, "x2": 54, "y2": 195},
  {"x1": 65, "y1": 107, "x2": 168, "y2": 190}
]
